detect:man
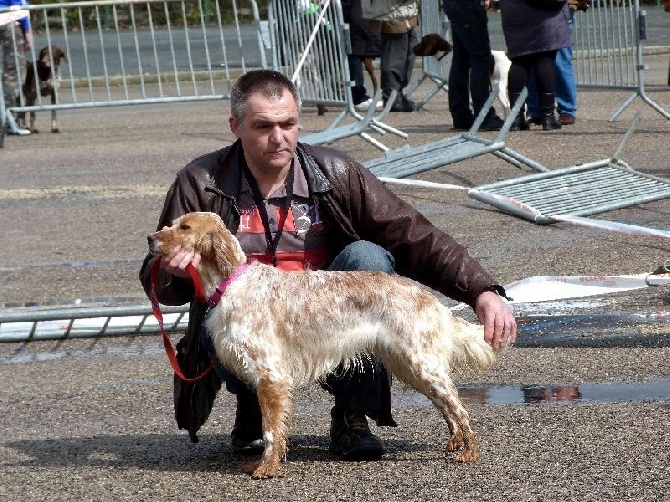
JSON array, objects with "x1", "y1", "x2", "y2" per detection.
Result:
[
  {"x1": 0, "y1": 0, "x2": 32, "y2": 135},
  {"x1": 442, "y1": 0, "x2": 504, "y2": 130},
  {"x1": 139, "y1": 70, "x2": 516, "y2": 461},
  {"x1": 362, "y1": 0, "x2": 419, "y2": 112}
]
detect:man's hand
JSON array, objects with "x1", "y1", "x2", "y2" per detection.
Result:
[
  {"x1": 474, "y1": 290, "x2": 517, "y2": 350},
  {"x1": 160, "y1": 245, "x2": 201, "y2": 278}
]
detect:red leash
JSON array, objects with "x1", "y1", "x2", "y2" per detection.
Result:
[{"x1": 150, "y1": 259, "x2": 212, "y2": 383}]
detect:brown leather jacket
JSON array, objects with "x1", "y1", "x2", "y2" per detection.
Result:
[{"x1": 139, "y1": 140, "x2": 503, "y2": 308}]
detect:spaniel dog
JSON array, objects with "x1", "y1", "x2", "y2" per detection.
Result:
[
  {"x1": 148, "y1": 212, "x2": 501, "y2": 479},
  {"x1": 19, "y1": 46, "x2": 67, "y2": 133}
]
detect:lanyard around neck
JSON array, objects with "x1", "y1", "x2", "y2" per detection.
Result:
[{"x1": 242, "y1": 161, "x2": 295, "y2": 267}]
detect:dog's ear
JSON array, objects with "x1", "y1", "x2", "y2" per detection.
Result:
[
  {"x1": 197, "y1": 215, "x2": 242, "y2": 276},
  {"x1": 54, "y1": 47, "x2": 68, "y2": 64}
]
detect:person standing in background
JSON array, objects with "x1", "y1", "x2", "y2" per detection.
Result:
[
  {"x1": 342, "y1": 0, "x2": 382, "y2": 111},
  {"x1": 0, "y1": 0, "x2": 32, "y2": 135},
  {"x1": 442, "y1": 0, "x2": 505, "y2": 131},
  {"x1": 501, "y1": 0, "x2": 572, "y2": 131},
  {"x1": 525, "y1": 0, "x2": 589, "y2": 127},
  {"x1": 362, "y1": 0, "x2": 419, "y2": 112}
]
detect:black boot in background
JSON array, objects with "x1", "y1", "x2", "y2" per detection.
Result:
[
  {"x1": 540, "y1": 93, "x2": 561, "y2": 131},
  {"x1": 509, "y1": 93, "x2": 529, "y2": 131}
]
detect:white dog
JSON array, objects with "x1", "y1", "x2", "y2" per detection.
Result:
[
  {"x1": 148, "y1": 211, "x2": 501, "y2": 479},
  {"x1": 491, "y1": 50, "x2": 512, "y2": 117}
]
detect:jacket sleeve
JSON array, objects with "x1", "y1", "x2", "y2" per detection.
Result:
[{"x1": 332, "y1": 159, "x2": 501, "y2": 308}]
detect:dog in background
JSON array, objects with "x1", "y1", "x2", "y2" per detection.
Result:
[
  {"x1": 412, "y1": 33, "x2": 452, "y2": 61},
  {"x1": 412, "y1": 33, "x2": 512, "y2": 117},
  {"x1": 19, "y1": 46, "x2": 67, "y2": 133},
  {"x1": 148, "y1": 211, "x2": 502, "y2": 479}
]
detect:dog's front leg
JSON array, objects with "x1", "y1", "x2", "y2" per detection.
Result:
[
  {"x1": 50, "y1": 89, "x2": 59, "y2": 133},
  {"x1": 242, "y1": 378, "x2": 292, "y2": 479}
]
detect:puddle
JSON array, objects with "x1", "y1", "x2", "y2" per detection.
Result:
[
  {"x1": 395, "y1": 380, "x2": 670, "y2": 407},
  {"x1": 516, "y1": 312, "x2": 670, "y2": 348}
]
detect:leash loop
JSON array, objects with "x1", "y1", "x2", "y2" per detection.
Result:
[{"x1": 150, "y1": 259, "x2": 212, "y2": 383}]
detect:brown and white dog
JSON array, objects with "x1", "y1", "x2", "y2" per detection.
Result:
[
  {"x1": 19, "y1": 45, "x2": 67, "y2": 133},
  {"x1": 148, "y1": 211, "x2": 501, "y2": 479}
]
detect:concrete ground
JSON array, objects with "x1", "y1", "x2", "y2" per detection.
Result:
[{"x1": 0, "y1": 54, "x2": 669, "y2": 501}]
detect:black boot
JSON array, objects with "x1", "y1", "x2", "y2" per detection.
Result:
[
  {"x1": 329, "y1": 406, "x2": 384, "y2": 460},
  {"x1": 230, "y1": 388, "x2": 264, "y2": 454},
  {"x1": 540, "y1": 93, "x2": 561, "y2": 131},
  {"x1": 509, "y1": 93, "x2": 529, "y2": 131}
]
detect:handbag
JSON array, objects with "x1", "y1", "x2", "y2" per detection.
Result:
[{"x1": 173, "y1": 302, "x2": 222, "y2": 442}]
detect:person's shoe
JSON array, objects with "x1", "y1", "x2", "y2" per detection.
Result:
[
  {"x1": 451, "y1": 117, "x2": 474, "y2": 131},
  {"x1": 559, "y1": 113, "x2": 576, "y2": 126},
  {"x1": 526, "y1": 115, "x2": 543, "y2": 126},
  {"x1": 329, "y1": 407, "x2": 384, "y2": 460},
  {"x1": 355, "y1": 97, "x2": 382, "y2": 111},
  {"x1": 230, "y1": 394, "x2": 264, "y2": 454},
  {"x1": 5, "y1": 112, "x2": 30, "y2": 136},
  {"x1": 479, "y1": 114, "x2": 505, "y2": 131},
  {"x1": 542, "y1": 113, "x2": 562, "y2": 131},
  {"x1": 389, "y1": 93, "x2": 415, "y2": 112}
]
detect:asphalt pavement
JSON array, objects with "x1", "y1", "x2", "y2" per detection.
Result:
[{"x1": 0, "y1": 51, "x2": 669, "y2": 500}]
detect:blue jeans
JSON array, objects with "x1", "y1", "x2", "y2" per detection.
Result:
[
  {"x1": 201, "y1": 241, "x2": 396, "y2": 420},
  {"x1": 527, "y1": 24, "x2": 576, "y2": 118},
  {"x1": 443, "y1": 0, "x2": 495, "y2": 124}
]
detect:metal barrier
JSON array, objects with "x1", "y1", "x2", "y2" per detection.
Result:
[
  {"x1": 573, "y1": 0, "x2": 669, "y2": 121},
  {"x1": 1, "y1": 0, "x2": 267, "y2": 116},
  {"x1": 267, "y1": 0, "x2": 346, "y2": 108},
  {"x1": 0, "y1": 303, "x2": 188, "y2": 343},
  {"x1": 266, "y1": 0, "x2": 407, "y2": 149},
  {"x1": 405, "y1": 0, "x2": 450, "y2": 110}
]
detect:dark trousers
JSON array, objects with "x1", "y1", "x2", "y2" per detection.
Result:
[
  {"x1": 348, "y1": 55, "x2": 369, "y2": 105},
  {"x1": 443, "y1": 0, "x2": 495, "y2": 124},
  {"x1": 380, "y1": 28, "x2": 417, "y2": 98},
  {"x1": 508, "y1": 51, "x2": 558, "y2": 98},
  {"x1": 202, "y1": 241, "x2": 396, "y2": 423}
]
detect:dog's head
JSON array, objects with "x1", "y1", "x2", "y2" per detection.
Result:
[
  {"x1": 148, "y1": 212, "x2": 247, "y2": 282},
  {"x1": 35, "y1": 46, "x2": 67, "y2": 82},
  {"x1": 412, "y1": 34, "x2": 452, "y2": 61}
]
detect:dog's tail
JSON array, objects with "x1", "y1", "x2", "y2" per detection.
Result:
[{"x1": 448, "y1": 315, "x2": 498, "y2": 373}]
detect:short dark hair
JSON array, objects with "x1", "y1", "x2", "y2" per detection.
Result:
[{"x1": 230, "y1": 70, "x2": 301, "y2": 122}]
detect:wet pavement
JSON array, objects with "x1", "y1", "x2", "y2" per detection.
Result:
[{"x1": 1, "y1": 52, "x2": 670, "y2": 500}]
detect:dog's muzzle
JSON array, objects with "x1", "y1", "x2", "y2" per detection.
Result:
[{"x1": 147, "y1": 235, "x2": 160, "y2": 255}]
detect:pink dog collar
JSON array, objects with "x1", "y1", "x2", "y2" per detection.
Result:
[{"x1": 207, "y1": 264, "x2": 249, "y2": 309}]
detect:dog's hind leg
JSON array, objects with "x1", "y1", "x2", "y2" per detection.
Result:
[
  {"x1": 392, "y1": 357, "x2": 479, "y2": 463},
  {"x1": 242, "y1": 378, "x2": 293, "y2": 479}
]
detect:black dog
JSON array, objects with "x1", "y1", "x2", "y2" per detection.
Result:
[{"x1": 19, "y1": 46, "x2": 67, "y2": 133}]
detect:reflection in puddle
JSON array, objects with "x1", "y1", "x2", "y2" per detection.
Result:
[{"x1": 396, "y1": 379, "x2": 670, "y2": 407}]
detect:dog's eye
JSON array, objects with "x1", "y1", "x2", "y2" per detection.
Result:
[{"x1": 179, "y1": 224, "x2": 191, "y2": 230}]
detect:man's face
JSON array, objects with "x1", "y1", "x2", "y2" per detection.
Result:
[{"x1": 229, "y1": 89, "x2": 300, "y2": 175}]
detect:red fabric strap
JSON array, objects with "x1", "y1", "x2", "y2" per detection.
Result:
[{"x1": 150, "y1": 259, "x2": 212, "y2": 383}]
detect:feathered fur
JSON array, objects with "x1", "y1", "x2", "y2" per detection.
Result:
[{"x1": 148, "y1": 211, "x2": 500, "y2": 479}]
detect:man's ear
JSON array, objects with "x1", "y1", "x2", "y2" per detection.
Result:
[{"x1": 229, "y1": 116, "x2": 240, "y2": 139}]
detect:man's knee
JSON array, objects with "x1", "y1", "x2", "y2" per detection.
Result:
[{"x1": 328, "y1": 241, "x2": 395, "y2": 273}]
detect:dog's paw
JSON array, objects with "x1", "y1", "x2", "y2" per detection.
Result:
[
  {"x1": 454, "y1": 444, "x2": 480, "y2": 463},
  {"x1": 242, "y1": 459, "x2": 281, "y2": 479},
  {"x1": 445, "y1": 431, "x2": 464, "y2": 453}
]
